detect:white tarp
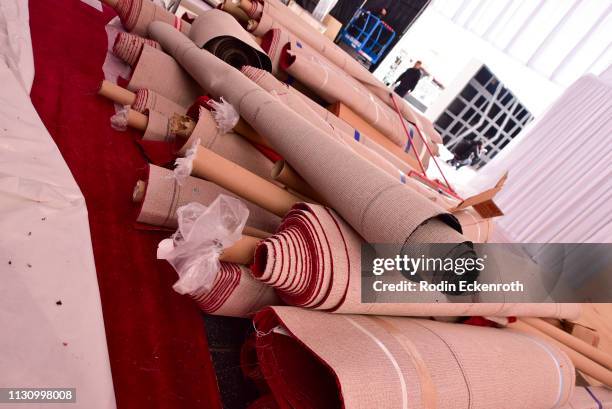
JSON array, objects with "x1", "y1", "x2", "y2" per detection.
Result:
[
  {"x1": 471, "y1": 71, "x2": 612, "y2": 244},
  {"x1": 0, "y1": 1, "x2": 116, "y2": 408}
]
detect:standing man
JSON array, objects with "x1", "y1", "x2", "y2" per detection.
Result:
[{"x1": 394, "y1": 60, "x2": 423, "y2": 97}]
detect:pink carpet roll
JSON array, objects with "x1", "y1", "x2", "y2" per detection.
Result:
[
  {"x1": 114, "y1": 0, "x2": 190, "y2": 36},
  {"x1": 112, "y1": 31, "x2": 161, "y2": 66},
  {"x1": 251, "y1": 203, "x2": 580, "y2": 318},
  {"x1": 240, "y1": 65, "x2": 414, "y2": 175},
  {"x1": 259, "y1": 28, "x2": 291, "y2": 75},
  {"x1": 136, "y1": 164, "x2": 281, "y2": 233},
  {"x1": 192, "y1": 262, "x2": 278, "y2": 317},
  {"x1": 127, "y1": 45, "x2": 202, "y2": 108},
  {"x1": 254, "y1": 306, "x2": 575, "y2": 409},
  {"x1": 132, "y1": 88, "x2": 187, "y2": 116},
  {"x1": 243, "y1": 0, "x2": 264, "y2": 20}
]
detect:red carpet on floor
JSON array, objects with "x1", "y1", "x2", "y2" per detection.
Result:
[{"x1": 29, "y1": 1, "x2": 223, "y2": 408}]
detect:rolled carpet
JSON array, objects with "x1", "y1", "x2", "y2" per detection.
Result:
[
  {"x1": 259, "y1": 27, "x2": 292, "y2": 75},
  {"x1": 133, "y1": 88, "x2": 187, "y2": 116},
  {"x1": 136, "y1": 164, "x2": 281, "y2": 233},
  {"x1": 127, "y1": 45, "x2": 203, "y2": 108},
  {"x1": 189, "y1": 9, "x2": 271, "y2": 72},
  {"x1": 279, "y1": 41, "x2": 428, "y2": 156},
  {"x1": 266, "y1": 81, "x2": 410, "y2": 182},
  {"x1": 142, "y1": 109, "x2": 171, "y2": 141},
  {"x1": 219, "y1": 0, "x2": 250, "y2": 23},
  {"x1": 111, "y1": 0, "x2": 190, "y2": 36},
  {"x1": 252, "y1": 203, "x2": 580, "y2": 318},
  {"x1": 177, "y1": 108, "x2": 275, "y2": 180},
  {"x1": 112, "y1": 31, "x2": 161, "y2": 66},
  {"x1": 147, "y1": 23, "x2": 465, "y2": 247},
  {"x1": 253, "y1": 306, "x2": 575, "y2": 409},
  {"x1": 241, "y1": 0, "x2": 264, "y2": 20},
  {"x1": 241, "y1": 65, "x2": 416, "y2": 174},
  {"x1": 246, "y1": 0, "x2": 442, "y2": 144},
  {"x1": 192, "y1": 262, "x2": 278, "y2": 317}
]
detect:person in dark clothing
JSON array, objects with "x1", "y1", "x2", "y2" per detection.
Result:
[
  {"x1": 394, "y1": 61, "x2": 423, "y2": 97},
  {"x1": 365, "y1": 0, "x2": 392, "y2": 17},
  {"x1": 447, "y1": 139, "x2": 484, "y2": 169}
]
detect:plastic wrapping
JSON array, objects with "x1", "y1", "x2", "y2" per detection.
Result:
[
  {"x1": 173, "y1": 138, "x2": 199, "y2": 184},
  {"x1": 207, "y1": 97, "x2": 240, "y2": 134},
  {"x1": 157, "y1": 195, "x2": 249, "y2": 295},
  {"x1": 110, "y1": 104, "x2": 130, "y2": 131}
]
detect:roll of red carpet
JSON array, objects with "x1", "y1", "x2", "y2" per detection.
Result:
[
  {"x1": 253, "y1": 306, "x2": 575, "y2": 409},
  {"x1": 114, "y1": 0, "x2": 190, "y2": 36},
  {"x1": 132, "y1": 88, "x2": 187, "y2": 116},
  {"x1": 191, "y1": 262, "x2": 277, "y2": 317},
  {"x1": 240, "y1": 65, "x2": 416, "y2": 174},
  {"x1": 112, "y1": 31, "x2": 161, "y2": 66},
  {"x1": 136, "y1": 164, "x2": 281, "y2": 233},
  {"x1": 127, "y1": 45, "x2": 203, "y2": 108},
  {"x1": 252, "y1": 203, "x2": 580, "y2": 318}
]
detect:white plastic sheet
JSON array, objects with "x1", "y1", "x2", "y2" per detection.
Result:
[{"x1": 0, "y1": 1, "x2": 116, "y2": 407}]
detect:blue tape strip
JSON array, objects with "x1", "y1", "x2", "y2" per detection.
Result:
[
  {"x1": 354, "y1": 130, "x2": 361, "y2": 142},
  {"x1": 585, "y1": 387, "x2": 603, "y2": 409},
  {"x1": 296, "y1": 41, "x2": 303, "y2": 48},
  {"x1": 399, "y1": 171, "x2": 406, "y2": 184}
]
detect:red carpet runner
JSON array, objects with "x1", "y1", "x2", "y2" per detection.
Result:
[{"x1": 29, "y1": 1, "x2": 222, "y2": 407}]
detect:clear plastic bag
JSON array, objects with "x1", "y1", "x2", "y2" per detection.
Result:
[
  {"x1": 157, "y1": 194, "x2": 249, "y2": 295},
  {"x1": 172, "y1": 137, "x2": 200, "y2": 185},
  {"x1": 110, "y1": 105, "x2": 130, "y2": 131}
]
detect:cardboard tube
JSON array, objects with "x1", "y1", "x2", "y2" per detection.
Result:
[
  {"x1": 220, "y1": 235, "x2": 260, "y2": 264},
  {"x1": 247, "y1": 19, "x2": 258, "y2": 31},
  {"x1": 99, "y1": 80, "x2": 136, "y2": 106},
  {"x1": 220, "y1": 0, "x2": 249, "y2": 22},
  {"x1": 133, "y1": 180, "x2": 146, "y2": 202},
  {"x1": 243, "y1": 226, "x2": 272, "y2": 239},
  {"x1": 522, "y1": 317, "x2": 612, "y2": 370},
  {"x1": 191, "y1": 146, "x2": 302, "y2": 217},
  {"x1": 169, "y1": 114, "x2": 196, "y2": 139},
  {"x1": 239, "y1": 0, "x2": 254, "y2": 13},
  {"x1": 127, "y1": 109, "x2": 148, "y2": 131},
  {"x1": 271, "y1": 160, "x2": 325, "y2": 205},
  {"x1": 234, "y1": 118, "x2": 269, "y2": 147},
  {"x1": 509, "y1": 320, "x2": 612, "y2": 387}
]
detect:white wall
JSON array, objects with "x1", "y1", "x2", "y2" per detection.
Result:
[{"x1": 376, "y1": 0, "x2": 612, "y2": 119}]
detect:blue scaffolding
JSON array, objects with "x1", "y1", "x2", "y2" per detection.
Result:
[{"x1": 339, "y1": 9, "x2": 396, "y2": 65}]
